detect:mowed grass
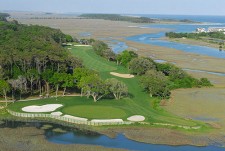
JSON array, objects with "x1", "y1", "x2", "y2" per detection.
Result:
[
  {"x1": 71, "y1": 46, "x2": 117, "y2": 72},
  {"x1": 62, "y1": 105, "x2": 127, "y2": 119},
  {"x1": 8, "y1": 46, "x2": 207, "y2": 127},
  {"x1": 9, "y1": 96, "x2": 133, "y2": 120}
]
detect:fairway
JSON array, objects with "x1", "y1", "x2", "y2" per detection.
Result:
[
  {"x1": 62, "y1": 105, "x2": 127, "y2": 119},
  {"x1": 70, "y1": 46, "x2": 117, "y2": 72}
]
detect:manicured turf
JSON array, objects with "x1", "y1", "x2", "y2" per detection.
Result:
[
  {"x1": 70, "y1": 46, "x2": 117, "y2": 72},
  {"x1": 62, "y1": 105, "x2": 127, "y2": 119},
  {"x1": 8, "y1": 46, "x2": 207, "y2": 127}
]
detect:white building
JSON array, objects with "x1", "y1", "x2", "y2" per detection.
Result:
[
  {"x1": 208, "y1": 27, "x2": 225, "y2": 32},
  {"x1": 196, "y1": 28, "x2": 206, "y2": 33}
]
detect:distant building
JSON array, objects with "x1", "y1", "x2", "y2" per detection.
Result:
[
  {"x1": 208, "y1": 27, "x2": 225, "y2": 32},
  {"x1": 196, "y1": 27, "x2": 225, "y2": 34},
  {"x1": 196, "y1": 28, "x2": 206, "y2": 33}
]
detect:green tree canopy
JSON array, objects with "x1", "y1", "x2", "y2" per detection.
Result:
[
  {"x1": 140, "y1": 70, "x2": 170, "y2": 98},
  {"x1": 0, "y1": 79, "x2": 10, "y2": 106},
  {"x1": 78, "y1": 74, "x2": 108, "y2": 102},
  {"x1": 129, "y1": 57, "x2": 156, "y2": 75},
  {"x1": 106, "y1": 78, "x2": 128, "y2": 100},
  {"x1": 116, "y1": 50, "x2": 138, "y2": 67}
]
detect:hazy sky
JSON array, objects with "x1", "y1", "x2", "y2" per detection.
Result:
[{"x1": 1, "y1": 0, "x2": 225, "y2": 15}]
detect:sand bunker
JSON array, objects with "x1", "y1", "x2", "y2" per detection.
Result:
[
  {"x1": 91, "y1": 119, "x2": 123, "y2": 123},
  {"x1": 127, "y1": 115, "x2": 145, "y2": 122},
  {"x1": 110, "y1": 72, "x2": 134, "y2": 78},
  {"x1": 22, "y1": 104, "x2": 63, "y2": 113},
  {"x1": 51, "y1": 111, "x2": 63, "y2": 116},
  {"x1": 74, "y1": 45, "x2": 91, "y2": 47},
  {"x1": 63, "y1": 115, "x2": 88, "y2": 121}
]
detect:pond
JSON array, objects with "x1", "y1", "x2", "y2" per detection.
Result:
[{"x1": 0, "y1": 120, "x2": 224, "y2": 151}]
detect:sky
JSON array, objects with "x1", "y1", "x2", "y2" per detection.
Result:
[{"x1": 0, "y1": 0, "x2": 225, "y2": 16}]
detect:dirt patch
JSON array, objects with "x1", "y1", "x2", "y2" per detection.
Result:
[{"x1": 110, "y1": 72, "x2": 134, "y2": 78}]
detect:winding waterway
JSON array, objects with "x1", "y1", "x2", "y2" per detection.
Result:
[{"x1": 127, "y1": 24, "x2": 225, "y2": 59}]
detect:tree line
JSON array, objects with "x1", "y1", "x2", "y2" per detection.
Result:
[
  {"x1": 0, "y1": 13, "x2": 9, "y2": 21},
  {"x1": 79, "y1": 14, "x2": 155, "y2": 23},
  {"x1": 166, "y1": 31, "x2": 225, "y2": 41}
]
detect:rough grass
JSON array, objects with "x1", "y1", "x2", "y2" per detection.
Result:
[{"x1": 63, "y1": 105, "x2": 127, "y2": 119}]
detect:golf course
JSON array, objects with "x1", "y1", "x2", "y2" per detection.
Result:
[{"x1": 8, "y1": 45, "x2": 206, "y2": 129}]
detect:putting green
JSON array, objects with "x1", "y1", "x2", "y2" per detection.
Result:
[{"x1": 62, "y1": 105, "x2": 127, "y2": 119}]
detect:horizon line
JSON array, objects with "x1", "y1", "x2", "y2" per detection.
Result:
[{"x1": 1, "y1": 10, "x2": 225, "y2": 17}]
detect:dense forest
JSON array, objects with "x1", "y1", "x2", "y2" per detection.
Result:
[{"x1": 0, "y1": 14, "x2": 82, "y2": 102}]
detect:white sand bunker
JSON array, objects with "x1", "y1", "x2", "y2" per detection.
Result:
[
  {"x1": 127, "y1": 115, "x2": 145, "y2": 122},
  {"x1": 63, "y1": 115, "x2": 88, "y2": 121},
  {"x1": 74, "y1": 45, "x2": 91, "y2": 47},
  {"x1": 51, "y1": 111, "x2": 63, "y2": 116},
  {"x1": 91, "y1": 119, "x2": 123, "y2": 123},
  {"x1": 22, "y1": 104, "x2": 63, "y2": 113},
  {"x1": 110, "y1": 72, "x2": 134, "y2": 78}
]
